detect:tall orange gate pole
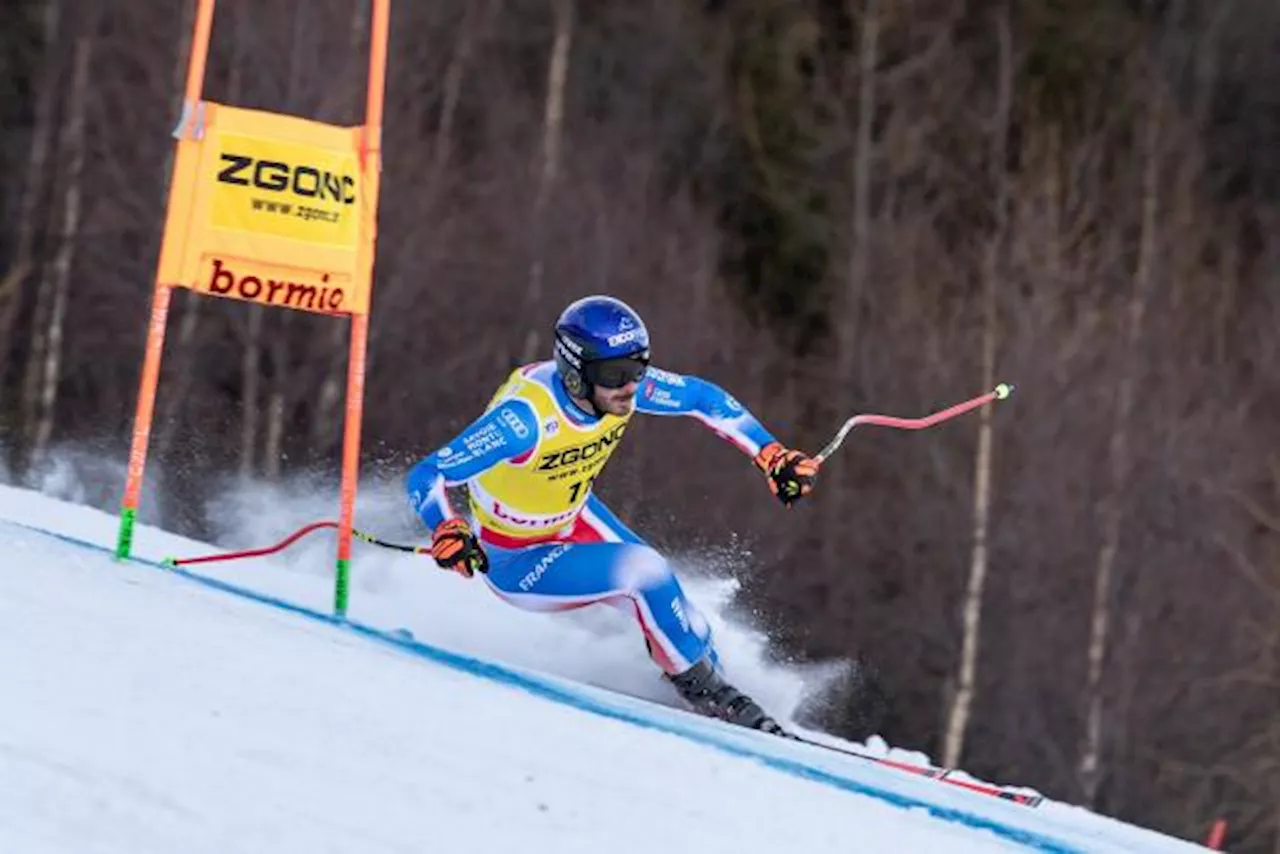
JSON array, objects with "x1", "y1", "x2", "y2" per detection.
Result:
[{"x1": 115, "y1": 0, "x2": 391, "y2": 619}]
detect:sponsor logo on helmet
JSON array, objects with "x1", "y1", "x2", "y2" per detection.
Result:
[
  {"x1": 617, "y1": 315, "x2": 635, "y2": 331},
  {"x1": 555, "y1": 337, "x2": 583, "y2": 368},
  {"x1": 543, "y1": 416, "x2": 560, "y2": 436},
  {"x1": 607, "y1": 329, "x2": 642, "y2": 348}
]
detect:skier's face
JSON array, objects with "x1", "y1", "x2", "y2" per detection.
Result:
[{"x1": 592, "y1": 381, "x2": 639, "y2": 416}]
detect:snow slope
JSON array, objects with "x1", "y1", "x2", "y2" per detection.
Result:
[{"x1": 1, "y1": 484, "x2": 1214, "y2": 853}]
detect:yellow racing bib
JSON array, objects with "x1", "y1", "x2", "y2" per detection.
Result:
[{"x1": 470, "y1": 367, "x2": 631, "y2": 541}]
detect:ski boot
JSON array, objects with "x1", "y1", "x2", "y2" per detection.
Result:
[{"x1": 667, "y1": 658, "x2": 787, "y2": 736}]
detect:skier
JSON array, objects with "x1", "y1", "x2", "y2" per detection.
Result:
[{"x1": 406, "y1": 295, "x2": 819, "y2": 733}]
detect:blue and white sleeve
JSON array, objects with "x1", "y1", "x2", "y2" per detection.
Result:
[
  {"x1": 634, "y1": 366, "x2": 778, "y2": 457},
  {"x1": 406, "y1": 399, "x2": 539, "y2": 532}
]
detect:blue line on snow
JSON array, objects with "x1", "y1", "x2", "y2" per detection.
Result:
[{"x1": 9, "y1": 520, "x2": 1083, "y2": 854}]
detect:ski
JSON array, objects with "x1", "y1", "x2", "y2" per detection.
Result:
[
  {"x1": 771, "y1": 728, "x2": 1044, "y2": 808},
  {"x1": 664, "y1": 684, "x2": 1045, "y2": 809}
]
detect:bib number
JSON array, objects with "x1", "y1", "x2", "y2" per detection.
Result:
[{"x1": 567, "y1": 477, "x2": 597, "y2": 504}]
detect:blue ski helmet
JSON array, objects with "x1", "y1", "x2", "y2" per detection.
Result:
[{"x1": 553, "y1": 295, "x2": 651, "y2": 398}]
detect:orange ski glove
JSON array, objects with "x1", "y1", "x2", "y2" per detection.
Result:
[
  {"x1": 430, "y1": 518, "x2": 489, "y2": 577},
  {"x1": 754, "y1": 441, "x2": 819, "y2": 507}
]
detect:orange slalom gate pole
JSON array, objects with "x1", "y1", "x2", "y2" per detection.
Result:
[
  {"x1": 116, "y1": 0, "x2": 217, "y2": 560},
  {"x1": 332, "y1": 0, "x2": 390, "y2": 615},
  {"x1": 335, "y1": 313, "x2": 368, "y2": 616}
]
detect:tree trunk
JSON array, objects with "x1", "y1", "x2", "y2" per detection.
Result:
[
  {"x1": 1274, "y1": 777, "x2": 1280, "y2": 854},
  {"x1": 310, "y1": 0, "x2": 370, "y2": 453},
  {"x1": 1079, "y1": 72, "x2": 1164, "y2": 809},
  {"x1": 264, "y1": 316, "x2": 291, "y2": 483},
  {"x1": 1274, "y1": 677, "x2": 1280, "y2": 854},
  {"x1": 519, "y1": 0, "x2": 574, "y2": 364},
  {"x1": 310, "y1": 326, "x2": 347, "y2": 456},
  {"x1": 942, "y1": 1, "x2": 1012, "y2": 770},
  {"x1": 264, "y1": 375, "x2": 286, "y2": 483},
  {"x1": 822, "y1": 0, "x2": 879, "y2": 569},
  {"x1": 844, "y1": 0, "x2": 878, "y2": 361},
  {"x1": 0, "y1": 0, "x2": 63, "y2": 407},
  {"x1": 427, "y1": 0, "x2": 485, "y2": 198},
  {"x1": 27, "y1": 30, "x2": 93, "y2": 471},
  {"x1": 19, "y1": 256, "x2": 55, "y2": 470},
  {"x1": 1049, "y1": 126, "x2": 1066, "y2": 278},
  {"x1": 240, "y1": 305, "x2": 263, "y2": 479},
  {"x1": 259, "y1": 3, "x2": 309, "y2": 482},
  {"x1": 235, "y1": 1, "x2": 263, "y2": 481}
]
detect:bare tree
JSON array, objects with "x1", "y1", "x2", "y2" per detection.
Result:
[
  {"x1": 1205, "y1": 452, "x2": 1280, "y2": 853},
  {"x1": 842, "y1": 0, "x2": 878, "y2": 361},
  {"x1": 815, "y1": 0, "x2": 881, "y2": 577},
  {"x1": 519, "y1": 0, "x2": 574, "y2": 363},
  {"x1": 942, "y1": 0, "x2": 1012, "y2": 770},
  {"x1": 240, "y1": 305, "x2": 264, "y2": 478},
  {"x1": 1079, "y1": 65, "x2": 1166, "y2": 809},
  {"x1": 0, "y1": 0, "x2": 62, "y2": 405},
  {"x1": 22, "y1": 13, "x2": 93, "y2": 472},
  {"x1": 259, "y1": 1, "x2": 320, "y2": 482}
]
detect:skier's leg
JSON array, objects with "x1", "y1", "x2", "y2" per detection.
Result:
[
  {"x1": 482, "y1": 510, "x2": 780, "y2": 731},
  {"x1": 566, "y1": 495, "x2": 782, "y2": 732},
  {"x1": 484, "y1": 539, "x2": 713, "y2": 674},
  {"x1": 564, "y1": 493, "x2": 721, "y2": 670}
]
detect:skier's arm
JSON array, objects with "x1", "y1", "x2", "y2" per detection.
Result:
[
  {"x1": 406, "y1": 399, "x2": 539, "y2": 532},
  {"x1": 635, "y1": 366, "x2": 818, "y2": 505},
  {"x1": 633, "y1": 366, "x2": 776, "y2": 456}
]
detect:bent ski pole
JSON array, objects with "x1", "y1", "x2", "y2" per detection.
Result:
[{"x1": 814, "y1": 383, "x2": 1015, "y2": 465}]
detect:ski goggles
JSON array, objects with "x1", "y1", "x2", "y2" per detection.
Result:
[{"x1": 585, "y1": 353, "x2": 650, "y2": 389}]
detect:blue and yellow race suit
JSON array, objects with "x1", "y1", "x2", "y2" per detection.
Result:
[{"x1": 406, "y1": 360, "x2": 778, "y2": 675}]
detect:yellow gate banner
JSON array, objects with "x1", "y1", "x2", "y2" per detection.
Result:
[{"x1": 158, "y1": 102, "x2": 375, "y2": 316}]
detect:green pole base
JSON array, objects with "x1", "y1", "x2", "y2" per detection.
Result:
[
  {"x1": 115, "y1": 508, "x2": 137, "y2": 561},
  {"x1": 334, "y1": 556, "x2": 350, "y2": 618}
]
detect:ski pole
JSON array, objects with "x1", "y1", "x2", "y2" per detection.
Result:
[
  {"x1": 351, "y1": 527, "x2": 431, "y2": 555},
  {"x1": 814, "y1": 383, "x2": 1015, "y2": 465},
  {"x1": 164, "y1": 520, "x2": 428, "y2": 567}
]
